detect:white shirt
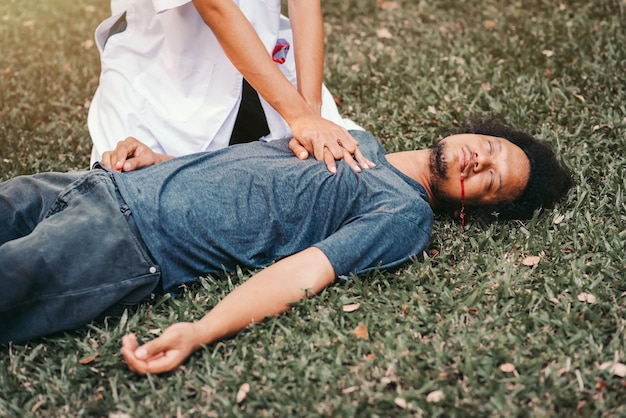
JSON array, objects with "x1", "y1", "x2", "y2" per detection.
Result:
[{"x1": 88, "y1": 0, "x2": 359, "y2": 166}]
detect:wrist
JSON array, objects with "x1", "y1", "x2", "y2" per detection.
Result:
[{"x1": 304, "y1": 98, "x2": 322, "y2": 115}]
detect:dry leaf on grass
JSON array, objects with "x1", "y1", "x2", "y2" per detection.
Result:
[
  {"x1": 500, "y1": 363, "x2": 516, "y2": 373},
  {"x1": 599, "y1": 362, "x2": 626, "y2": 377},
  {"x1": 377, "y1": 1, "x2": 398, "y2": 11},
  {"x1": 426, "y1": 390, "x2": 444, "y2": 403},
  {"x1": 236, "y1": 383, "x2": 250, "y2": 404},
  {"x1": 376, "y1": 28, "x2": 393, "y2": 39},
  {"x1": 343, "y1": 303, "x2": 361, "y2": 313},
  {"x1": 522, "y1": 256, "x2": 541, "y2": 266},
  {"x1": 577, "y1": 292, "x2": 597, "y2": 304},
  {"x1": 394, "y1": 397, "x2": 407, "y2": 409},
  {"x1": 353, "y1": 323, "x2": 369, "y2": 340},
  {"x1": 79, "y1": 353, "x2": 99, "y2": 365}
]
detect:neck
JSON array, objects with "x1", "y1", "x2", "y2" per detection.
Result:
[{"x1": 385, "y1": 149, "x2": 436, "y2": 207}]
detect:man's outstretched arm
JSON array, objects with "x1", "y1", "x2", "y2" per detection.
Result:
[{"x1": 121, "y1": 247, "x2": 336, "y2": 375}]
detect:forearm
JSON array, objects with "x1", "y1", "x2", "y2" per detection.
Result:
[
  {"x1": 288, "y1": 0, "x2": 324, "y2": 113},
  {"x1": 192, "y1": 247, "x2": 336, "y2": 348},
  {"x1": 122, "y1": 249, "x2": 336, "y2": 375},
  {"x1": 192, "y1": 0, "x2": 316, "y2": 126}
]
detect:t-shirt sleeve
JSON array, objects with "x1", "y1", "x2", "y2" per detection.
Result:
[{"x1": 313, "y1": 210, "x2": 432, "y2": 278}]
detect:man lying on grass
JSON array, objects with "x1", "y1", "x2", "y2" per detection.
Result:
[{"x1": 0, "y1": 117, "x2": 572, "y2": 374}]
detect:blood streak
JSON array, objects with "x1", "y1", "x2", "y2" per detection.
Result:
[{"x1": 460, "y1": 173, "x2": 465, "y2": 229}]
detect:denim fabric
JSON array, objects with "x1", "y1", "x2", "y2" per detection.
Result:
[{"x1": 0, "y1": 171, "x2": 160, "y2": 344}]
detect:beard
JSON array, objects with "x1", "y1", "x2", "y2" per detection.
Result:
[
  {"x1": 430, "y1": 141, "x2": 449, "y2": 181},
  {"x1": 429, "y1": 141, "x2": 459, "y2": 212}
]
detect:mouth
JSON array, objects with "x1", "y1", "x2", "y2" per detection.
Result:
[
  {"x1": 460, "y1": 148, "x2": 467, "y2": 175},
  {"x1": 460, "y1": 146, "x2": 472, "y2": 178}
]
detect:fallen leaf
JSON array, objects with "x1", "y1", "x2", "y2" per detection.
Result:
[
  {"x1": 394, "y1": 397, "x2": 407, "y2": 409},
  {"x1": 542, "y1": 50, "x2": 554, "y2": 57},
  {"x1": 79, "y1": 353, "x2": 99, "y2": 365},
  {"x1": 522, "y1": 256, "x2": 541, "y2": 266},
  {"x1": 426, "y1": 390, "x2": 444, "y2": 403},
  {"x1": 377, "y1": 1, "x2": 398, "y2": 11},
  {"x1": 483, "y1": 19, "x2": 496, "y2": 29},
  {"x1": 342, "y1": 386, "x2": 359, "y2": 394},
  {"x1": 353, "y1": 322, "x2": 369, "y2": 340},
  {"x1": 577, "y1": 292, "x2": 597, "y2": 304},
  {"x1": 236, "y1": 383, "x2": 250, "y2": 404},
  {"x1": 376, "y1": 28, "x2": 393, "y2": 39},
  {"x1": 553, "y1": 214, "x2": 565, "y2": 224},
  {"x1": 500, "y1": 363, "x2": 516, "y2": 373},
  {"x1": 481, "y1": 82, "x2": 491, "y2": 91},
  {"x1": 343, "y1": 303, "x2": 361, "y2": 313},
  {"x1": 599, "y1": 362, "x2": 626, "y2": 377}
]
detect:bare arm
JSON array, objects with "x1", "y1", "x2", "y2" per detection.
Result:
[
  {"x1": 288, "y1": 0, "x2": 324, "y2": 114},
  {"x1": 121, "y1": 247, "x2": 336, "y2": 375},
  {"x1": 191, "y1": 0, "x2": 372, "y2": 173}
]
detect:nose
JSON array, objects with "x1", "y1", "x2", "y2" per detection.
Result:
[{"x1": 472, "y1": 151, "x2": 492, "y2": 173}]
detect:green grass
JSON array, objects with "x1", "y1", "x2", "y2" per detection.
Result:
[{"x1": 1, "y1": 0, "x2": 625, "y2": 416}]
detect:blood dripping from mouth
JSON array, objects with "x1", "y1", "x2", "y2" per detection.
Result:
[{"x1": 460, "y1": 173, "x2": 465, "y2": 229}]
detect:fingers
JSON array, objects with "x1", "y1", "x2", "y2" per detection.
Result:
[
  {"x1": 342, "y1": 150, "x2": 361, "y2": 173},
  {"x1": 288, "y1": 120, "x2": 376, "y2": 173},
  {"x1": 120, "y1": 323, "x2": 197, "y2": 375},
  {"x1": 121, "y1": 333, "x2": 172, "y2": 375},
  {"x1": 352, "y1": 148, "x2": 375, "y2": 170},
  {"x1": 121, "y1": 333, "x2": 144, "y2": 374},
  {"x1": 323, "y1": 148, "x2": 337, "y2": 174},
  {"x1": 98, "y1": 137, "x2": 160, "y2": 172},
  {"x1": 100, "y1": 137, "x2": 141, "y2": 172},
  {"x1": 288, "y1": 138, "x2": 309, "y2": 160},
  {"x1": 312, "y1": 140, "x2": 376, "y2": 174},
  {"x1": 316, "y1": 132, "x2": 375, "y2": 173}
]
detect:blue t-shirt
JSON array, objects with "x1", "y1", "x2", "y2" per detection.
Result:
[{"x1": 113, "y1": 130, "x2": 433, "y2": 292}]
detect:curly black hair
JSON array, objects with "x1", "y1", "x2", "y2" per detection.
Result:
[{"x1": 442, "y1": 116, "x2": 573, "y2": 220}]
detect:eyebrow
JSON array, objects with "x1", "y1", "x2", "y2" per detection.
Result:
[{"x1": 495, "y1": 139, "x2": 503, "y2": 192}]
